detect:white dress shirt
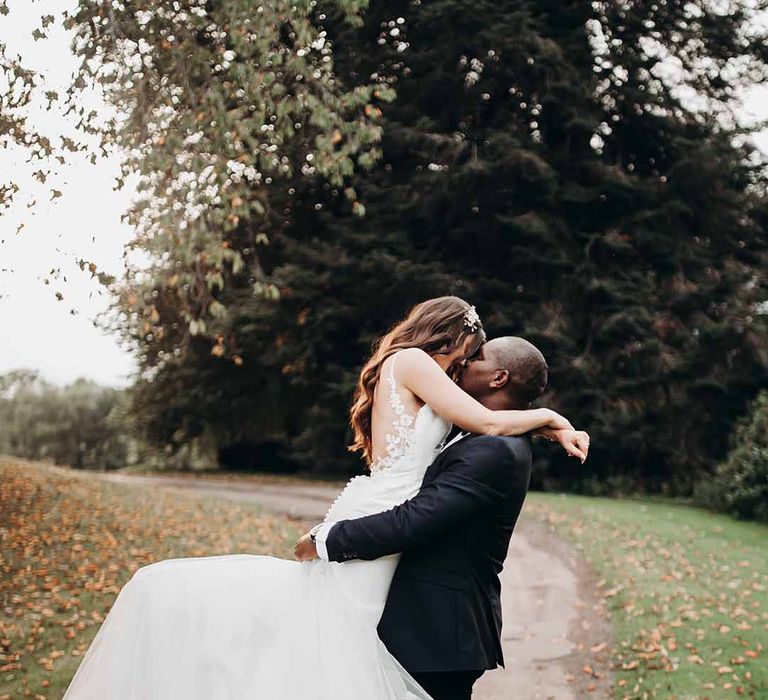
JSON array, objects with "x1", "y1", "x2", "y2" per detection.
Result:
[{"x1": 314, "y1": 429, "x2": 469, "y2": 561}]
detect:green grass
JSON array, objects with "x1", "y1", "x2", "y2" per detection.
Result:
[
  {"x1": 4, "y1": 457, "x2": 767, "y2": 699},
  {"x1": 0, "y1": 457, "x2": 302, "y2": 700},
  {"x1": 524, "y1": 492, "x2": 768, "y2": 699}
]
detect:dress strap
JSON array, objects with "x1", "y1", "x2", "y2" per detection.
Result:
[
  {"x1": 388, "y1": 351, "x2": 398, "y2": 386},
  {"x1": 387, "y1": 352, "x2": 403, "y2": 412}
]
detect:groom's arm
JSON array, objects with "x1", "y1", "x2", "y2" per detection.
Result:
[{"x1": 319, "y1": 437, "x2": 530, "y2": 563}]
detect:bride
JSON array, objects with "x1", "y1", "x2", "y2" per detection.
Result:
[{"x1": 62, "y1": 296, "x2": 584, "y2": 700}]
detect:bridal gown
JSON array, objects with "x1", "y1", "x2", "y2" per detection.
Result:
[{"x1": 62, "y1": 351, "x2": 452, "y2": 700}]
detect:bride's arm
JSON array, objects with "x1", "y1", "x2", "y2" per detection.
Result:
[{"x1": 396, "y1": 347, "x2": 572, "y2": 436}]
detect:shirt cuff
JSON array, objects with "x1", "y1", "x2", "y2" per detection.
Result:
[{"x1": 313, "y1": 522, "x2": 336, "y2": 561}]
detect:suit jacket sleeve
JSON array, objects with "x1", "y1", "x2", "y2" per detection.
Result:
[{"x1": 325, "y1": 436, "x2": 528, "y2": 563}]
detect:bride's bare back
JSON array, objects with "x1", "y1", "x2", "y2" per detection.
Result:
[{"x1": 369, "y1": 353, "x2": 426, "y2": 469}]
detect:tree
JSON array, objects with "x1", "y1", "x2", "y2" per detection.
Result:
[
  {"x1": 695, "y1": 390, "x2": 768, "y2": 522},
  {"x1": 120, "y1": 0, "x2": 768, "y2": 490},
  {"x1": 58, "y1": 0, "x2": 395, "y2": 363},
  {"x1": 0, "y1": 372, "x2": 132, "y2": 470}
]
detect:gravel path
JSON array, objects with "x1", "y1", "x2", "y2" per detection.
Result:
[{"x1": 98, "y1": 472, "x2": 613, "y2": 698}]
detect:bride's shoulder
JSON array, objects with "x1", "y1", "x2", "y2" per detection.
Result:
[
  {"x1": 389, "y1": 347, "x2": 434, "y2": 365},
  {"x1": 386, "y1": 347, "x2": 438, "y2": 375}
]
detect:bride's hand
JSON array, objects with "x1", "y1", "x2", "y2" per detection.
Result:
[{"x1": 553, "y1": 429, "x2": 590, "y2": 463}]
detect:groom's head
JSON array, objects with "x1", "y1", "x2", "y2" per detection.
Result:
[{"x1": 459, "y1": 337, "x2": 548, "y2": 410}]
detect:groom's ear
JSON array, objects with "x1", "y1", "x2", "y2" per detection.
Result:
[{"x1": 490, "y1": 369, "x2": 510, "y2": 389}]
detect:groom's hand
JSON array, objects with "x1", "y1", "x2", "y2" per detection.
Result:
[{"x1": 294, "y1": 532, "x2": 319, "y2": 561}]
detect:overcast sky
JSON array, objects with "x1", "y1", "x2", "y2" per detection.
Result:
[
  {"x1": 1, "y1": 0, "x2": 141, "y2": 388},
  {"x1": 1, "y1": 2, "x2": 767, "y2": 390}
]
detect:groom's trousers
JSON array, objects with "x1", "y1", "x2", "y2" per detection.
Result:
[{"x1": 411, "y1": 670, "x2": 484, "y2": 700}]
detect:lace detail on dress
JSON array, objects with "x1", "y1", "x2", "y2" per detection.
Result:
[
  {"x1": 321, "y1": 355, "x2": 418, "y2": 520},
  {"x1": 321, "y1": 351, "x2": 451, "y2": 523},
  {"x1": 370, "y1": 352, "x2": 418, "y2": 473}
]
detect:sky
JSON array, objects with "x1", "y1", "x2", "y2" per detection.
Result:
[
  {"x1": 0, "y1": 2, "x2": 767, "y2": 390},
  {"x1": 0, "y1": 1, "x2": 141, "y2": 388}
]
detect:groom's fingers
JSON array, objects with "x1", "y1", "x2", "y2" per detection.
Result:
[
  {"x1": 293, "y1": 534, "x2": 308, "y2": 560},
  {"x1": 294, "y1": 533, "x2": 319, "y2": 561}
]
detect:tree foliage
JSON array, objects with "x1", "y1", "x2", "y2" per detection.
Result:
[
  {"x1": 0, "y1": 371, "x2": 131, "y2": 469},
  {"x1": 695, "y1": 390, "x2": 768, "y2": 522},
  {"x1": 60, "y1": 0, "x2": 396, "y2": 359},
  {"x1": 15, "y1": 1, "x2": 767, "y2": 497},
  {"x1": 0, "y1": 1, "x2": 62, "y2": 213},
  {"x1": 155, "y1": 0, "x2": 765, "y2": 490}
]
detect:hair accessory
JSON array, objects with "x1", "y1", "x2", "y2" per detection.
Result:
[{"x1": 463, "y1": 305, "x2": 481, "y2": 332}]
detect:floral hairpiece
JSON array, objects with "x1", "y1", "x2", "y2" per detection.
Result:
[{"x1": 463, "y1": 305, "x2": 481, "y2": 332}]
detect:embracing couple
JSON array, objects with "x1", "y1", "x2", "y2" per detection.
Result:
[{"x1": 63, "y1": 297, "x2": 590, "y2": 700}]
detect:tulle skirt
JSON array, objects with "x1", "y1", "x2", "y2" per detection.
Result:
[
  {"x1": 63, "y1": 468, "x2": 435, "y2": 699},
  {"x1": 62, "y1": 552, "x2": 432, "y2": 699}
]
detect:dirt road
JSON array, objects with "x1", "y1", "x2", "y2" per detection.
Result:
[{"x1": 98, "y1": 472, "x2": 613, "y2": 699}]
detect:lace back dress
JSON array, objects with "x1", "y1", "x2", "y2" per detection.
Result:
[{"x1": 62, "y1": 350, "x2": 451, "y2": 700}]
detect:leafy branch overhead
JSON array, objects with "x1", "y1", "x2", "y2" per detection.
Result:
[
  {"x1": 0, "y1": 3, "x2": 95, "y2": 219},
  {"x1": 0, "y1": 13, "x2": 56, "y2": 212},
  {"x1": 56, "y1": 0, "x2": 394, "y2": 359}
]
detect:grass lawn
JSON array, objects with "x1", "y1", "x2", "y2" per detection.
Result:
[
  {"x1": 0, "y1": 457, "x2": 301, "y2": 700},
  {"x1": 524, "y1": 492, "x2": 768, "y2": 700},
  {"x1": 3, "y1": 457, "x2": 767, "y2": 700}
]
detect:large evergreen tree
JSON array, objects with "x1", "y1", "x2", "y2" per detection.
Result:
[{"x1": 128, "y1": 0, "x2": 768, "y2": 491}]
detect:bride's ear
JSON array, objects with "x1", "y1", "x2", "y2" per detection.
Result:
[{"x1": 490, "y1": 369, "x2": 510, "y2": 389}]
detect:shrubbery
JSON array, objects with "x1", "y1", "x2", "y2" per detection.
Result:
[{"x1": 695, "y1": 391, "x2": 768, "y2": 523}]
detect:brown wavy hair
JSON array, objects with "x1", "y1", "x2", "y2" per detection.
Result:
[{"x1": 349, "y1": 296, "x2": 486, "y2": 465}]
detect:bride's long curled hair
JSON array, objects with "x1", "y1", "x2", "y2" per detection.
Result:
[{"x1": 349, "y1": 296, "x2": 486, "y2": 465}]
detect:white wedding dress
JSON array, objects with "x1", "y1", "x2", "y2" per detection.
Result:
[{"x1": 63, "y1": 352, "x2": 451, "y2": 700}]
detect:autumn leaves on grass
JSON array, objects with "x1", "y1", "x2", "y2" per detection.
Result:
[
  {"x1": 3, "y1": 458, "x2": 766, "y2": 699},
  {"x1": 0, "y1": 457, "x2": 298, "y2": 700},
  {"x1": 526, "y1": 494, "x2": 768, "y2": 699}
]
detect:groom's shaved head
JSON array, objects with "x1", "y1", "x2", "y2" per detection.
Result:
[
  {"x1": 484, "y1": 337, "x2": 548, "y2": 404},
  {"x1": 459, "y1": 336, "x2": 548, "y2": 409}
]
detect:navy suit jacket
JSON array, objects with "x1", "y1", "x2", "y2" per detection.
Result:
[{"x1": 325, "y1": 433, "x2": 533, "y2": 673}]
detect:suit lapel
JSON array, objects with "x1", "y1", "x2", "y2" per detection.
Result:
[{"x1": 423, "y1": 432, "x2": 476, "y2": 485}]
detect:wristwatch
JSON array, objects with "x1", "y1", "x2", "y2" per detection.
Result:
[{"x1": 308, "y1": 523, "x2": 322, "y2": 544}]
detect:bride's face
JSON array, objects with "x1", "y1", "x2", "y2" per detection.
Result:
[{"x1": 432, "y1": 335, "x2": 480, "y2": 375}]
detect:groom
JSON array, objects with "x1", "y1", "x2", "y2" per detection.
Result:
[{"x1": 294, "y1": 337, "x2": 588, "y2": 700}]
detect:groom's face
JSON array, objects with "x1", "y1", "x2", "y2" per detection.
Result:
[{"x1": 457, "y1": 342, "x2": 497, "y2": 399}]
